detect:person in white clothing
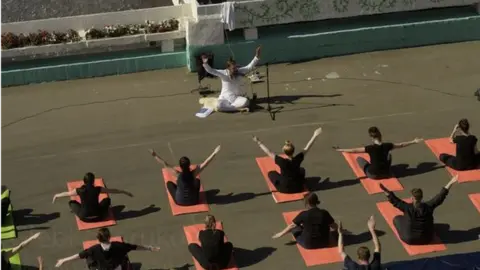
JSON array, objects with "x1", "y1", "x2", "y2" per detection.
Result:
[{"x1": 201, "y1": 46, "x2": 261, "y2": 113}]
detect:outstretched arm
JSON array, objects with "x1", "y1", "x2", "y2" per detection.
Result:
[
  {"x1": 272, "y1": 223, "x2": 296, "y2": 239},
  {"x1": 52, "y1": 190, "x2": 77, "y2": 203},
  {"x1": 303, "y1": 127, "x2": 322, "y2": 155},
  {"x1": 101, "y1": 187, "x2": 133, "y2": 197},
  {"x1": 393, "y1": 138, "x2": 423, "y2": 149},
  {"x1": 449, "y1": 124, "x2": 459, "y2": 142},
  {"x1": 195, "y1": 145, "x2": 221, "y2": 176},
  {"x1": 367, "y1": 216, "x2": 381, "y2": 253},
  {"x1": 333, "y1": 146, "x2": 365, "y2": 153},
  {"x1": 337, "y1": 221, "x2": 347, "y2": 260},
  {"x1": 55, "y1": 254, "x2": 81, "y2": 268},
  {"x1": 37, "y1": 257, "x2": 43, "y2": 270},
  {"x1": 253, "y1": 136, "x2": 275, "y2": 159},
  {"x1": 4, "y1": 232, "x2": 41, "y2": 259},
  {"x1": 149, "y1": 149, "x2": 179, "y2": 177},
  {"x1": 238, "y1": 46, "x2": 261, "y2": 74},
  {"x1": 201, "y1": 56, "x2": 229, "y2": 80},
  {"x1": 426, "y1": 175, "x2": 457, "y2": 208},
  {"x1": 135, "y1": 245, "x2": 161, "y2": 251}
]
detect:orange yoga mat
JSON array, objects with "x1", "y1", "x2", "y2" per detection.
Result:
[
  {"x1": 376, "y1": 199, "x2": 446, "y2": 255},
  {"x1": 282, "y1": 211, "x2": 342, "y2": 266},
  {"x1": 342, "y1": 153, "x2": 403, "y2": 194},
  {"x1": 469, "y1": 193, "x2": 480, "y2": 214},
  {"x1": 83, "y1": 236, "x2": 132, "y2": 270},
  {"x1": 162, "y1": 167, "x2": 209, "y2": 216},
  {"x1": 255, "y1": 156, "x2": 308, "y2": 203},
  {"x1": 67, "y1": 179, "x2": 116, "y2": 230},
  {"x1": 425, "y1": 138, "x2": 480, "y2": 183},
  {"x1": 183, "y1": 222, "x2": 238, "y2": 270}
]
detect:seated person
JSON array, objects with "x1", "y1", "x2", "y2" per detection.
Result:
[
  {"x1": 201, "y1": 47, "x2": 261, "y2": 113},
  {"x1": 52, "y1": 172, "x2": 133, "y2": 222},
  {"x1": 335, "y1": 126, "x2": 423, "y2": 179},
  {"x1": 338, "y1": 216, "x2": 382, "y2": 270},
  {"x1": 379, "y1": 175, "x2": 458, "y2": 245},
  {"x1": 253, "y1": 127, "x2": 322, "y2": 194},
  {"x1": 188, "y1": 215, "x2": 233, "y2": 270},
  {"x1": 55, "y1": 228, "x2": 160, "y2": 269},
  {"x1": 272, "y1": 193, "x2": 338, "y2": 249},
  {"x1": 441, "y1": 118, "x2": 480, "y2": 170},
  {"x1": 0, "y1": 189, "x2": 10, "y2": 225},
  {"x1": 149, "y1": 146, "x2": 221, "y2": 206},
  {"x1": 2, "y1": 232, "x2": 41, "y2": 270}
]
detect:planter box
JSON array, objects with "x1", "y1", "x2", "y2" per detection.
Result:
[
  {"x1": 2, "y1": 41, "x2": 87, "y2": 59},
  {"x1": 145, "y1": 30, "x2": 185, "y2": 42},
  {"x1": 86, "y1": 34, "x2": 146, "y2": 49}
]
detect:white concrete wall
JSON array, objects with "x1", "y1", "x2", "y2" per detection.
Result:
[{"x1": 2, "y1": 5, "x2": 192, "y2": 34}]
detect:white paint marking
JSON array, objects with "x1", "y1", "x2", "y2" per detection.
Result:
[{"x1": 326, "y1": 72, "x2": 340, "y2": 79}]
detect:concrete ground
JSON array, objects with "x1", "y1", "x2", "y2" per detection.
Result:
[{"x1": 2, "y1": 41, "x2": 480, "y2": 270}]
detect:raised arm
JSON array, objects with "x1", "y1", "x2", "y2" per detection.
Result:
[
  {"x1": 380, "y1": 184, "x2": 409, "y2": 213},
  {"x1": 100, "y1": 187, "x2": 133, "y2": 197},
  {"x1": 37, "y1": 257, "x2": 43, "y2": 270},
  {"x1": 367, "y1": 216, "x2": 381, "y2": 253},
  {"x1": 449, "y1": 124, "x2": 459, "y2": 143},
  {"x1": 149, "y1": 149, "x2": 179, "y2": 177},
  {"x1": 253, "y1": 136, "x2": 275, "y2": 159},
  {"x1": 238, "y1": 46, "x2": 261, "y2": 74},
  {"x1": 195, "y1": 145, "x2": 221, "y2": 176},
  {"x1": 337, "y1": 221, "x2": 347, "y2": 260},
  {"x1": 3, "y1": 232, "x2": 41, "y2": 259},
  {"x1": 426, "y1": 175, "x2": 457, "y2": 209},
  {"x1": 201, "y1": 55, "x2": 229, "y2": 80},
  {"x1": 393, "y1": 137, "x2": 423, "y2": 149},
  {"x1": 52, "y1": 189, "x2": 77, "y2": 203},
  {"x1": 302, "y1": 127, "x2": 322, "y2": 155},
  {"x1": 55, "y1": 254, "x2": 81, "y2": 268}
]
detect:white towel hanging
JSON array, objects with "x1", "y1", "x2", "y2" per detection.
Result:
[{"x1": 221, "y1": 1, "x2": 235, "y2": 31}]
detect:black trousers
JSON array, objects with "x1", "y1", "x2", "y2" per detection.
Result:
[
  {"x1": 439, "y1": 153, "x2": 480, "y2": 171},
  {"x1": 166, "y1": 181, "x2": 200, "y2": 206},
  {"x1": 356, "y1": 155, "x2": 392, "y2": 179},
  {"x1": 69, "y1": 198, "x2": 111, "y2": 222},
  {"x1": 87, "y1": 255, "x2": 130, "y2": 270},
  {"x1": 268, "y1": 168, "x2": 306, "y2": 194},
  {"x1": 188, "y1": 242, "x2": 233, "y2": 270},
  {"x1": 393, "y1": 215, "x2": 433, "y2": 245},
  {"x1": 1, "y1": 197, "x2": 11, "y2": 225},
  {"x1": 291, "y1": 226, "x2": 336, "y2": 249}
]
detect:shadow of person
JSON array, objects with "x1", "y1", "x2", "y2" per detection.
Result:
[
  {"x1": 111, "y1": 205, "x2": 160, "y2": 221},
  {"x1": 305, "y1": 177, "x2": 359, "y2": 192},
  {"x1": 233, "y1": 247, "x2": 277, "y2": 268},
  {"x1": 392, "y1": 162, "x2": 445, "y2": 178},
  {"x1": 285, "y1": 230, "x2": 386, "y2": 247},
  {"x1": 435, "y1": 223, "x2": 480, "y2": 244},
  {"x1": 17, "y1": 226, "x2": 50, "y2": 232},
  {"x1": 206, "y1": 189, "x2": 271, "y2": 205},
  {"x1": 149, "y1": 263, "x2": 193, "y2": 270},
  {"x1": 13, "y1": 209, "x2": 60, "y2": 226},
  {"x1": 130, "y1": 263, "x2": 142, "y2": 270},
  {"x1": 255, "y1": 94, "x2": 342, "y2": 105},
  {"x1": 15, "y1": 265, "x2": 38, "y2": 270}
]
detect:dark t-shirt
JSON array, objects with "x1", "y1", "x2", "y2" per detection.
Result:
[
  {"x1": 292, "y1": 207, "x2": 334, "y2": 249},
  {"x1": 176, "y1": 171, "x2": 200, "y2": 205},
  {"x1": 274, "y1": 153, "x2": 305, "y2": 190},
  {"x1": 365, "y1": 143, "x2": 394, "y2": 175},
  {"x1": 77, "y1": 185, "x2": 102, "y2": 217},
  {"x1": 2, "y1": 252, "x2": 11, "y2": 270},
  {"x1": 344, "y1": 252, "x2": 381, "y2": 270},
  {"x1": 199, "y1": 229, "x2": 226, "y2": 261},
  {"x1": 454, "y1": 135, "x2": 478, "y2": 169},
  {"x1": 79, "y1": 242, "x2": 137, "y2": 270}
]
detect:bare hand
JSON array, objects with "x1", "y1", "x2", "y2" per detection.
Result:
[
  {"x1": 332, "y1": 146, "x2": 340, "y2": 151},
  {"x1": 313, "y1": 127, "x2": 322, "y2": 137},
  {"x1": 367, "y1": 215, "x2": 376, "y2": 230},
  {"x1": 150, "y1": 246, "x2": 161, "y2": 251},
  {"x1": 214, "y1": 145, "x2": 221, "y2": 154},
  {"x1": 454, "y1": 124, "x2": 459, "y2": 130},
  {"x1": 449, "y1": 174, "x2": 459, "y2": 185},
  {"x1": 255, "y1": 46, "x2": 261, "y2": 58},
  {"x1": 55, "y1": 259, "x2": 64, "y2": 268},
  {"x1": 201, "y1": 55, "x2": 209, "y2": 64},
  {"x1": 337, "y1": 221, "x2": 343, "y2": 233},
  {"x1": 52, "y1": 195, "x2": 57, "y2": 204},
  {"x1": 32, "y1": 232, "x2": 41, "y2": 239},
  {"x1": 149, "y1": 149, "x2": 157, "y2": 157},
  {"x1": 253, "y1": 136, "x2": 259, "y2": 143},
  {"x1": 37, "y1": 256, "x2": 43, "y2": 266},
  {"x1": 272, "y1": 232, "x2": 282, "y2": 239},
  {"x1": 413, "y1": 138, "x2": 423, "y2": 143}
]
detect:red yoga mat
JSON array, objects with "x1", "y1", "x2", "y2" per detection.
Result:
[
  {"x1": 255, "y1": 156, "x2": 308, "y2": 203},
  {"x1": 282, "y1": 211, "x2": 342, "y2": 266},
  {"x1": 162, "y1": 167, "x2": 209, "y2": 216},
  {"x1": 183, "y1": 222, "x2": 238, "y2": 270},
  {"x1": 469, "y1": 193, "x2": 480, "y2": 214},
  {"x1": 425, "y1": 138, "x2": 480, "y2": 183},
  {"x1": 67, "y1": 179, "x2": 116, "y2": 230},
  {"x1": 376, "y1": 199, "x2": 446, "y2": 255},
  {"x1": 342, "y1": 153, "x2": 403, "y2": 194}
]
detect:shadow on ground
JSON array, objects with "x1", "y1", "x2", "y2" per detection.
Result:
[
  {"x1": 111, "y1": 205, "x2": 160, "y2": 221},
  {"x1": 13, "y1": 209, "x2": 60, "y2": 226},
  {"x1": 285, "y1": 230, "x2": 386, "y2": 247},
  {"x1": 435, "y1": 224, "x2": 480, "y2": 244},
  {"x1": 306, "y1": 177, "x2": 359, "y2": 192},
  {"x1": 392, "y1": 162, "x2": 445, "y2": 178},
  {"x1": 206, "y1": 189, "x2": 271, "y2": 205},
  {"x1": 149, "y1": 263, "x2": 193, "y2": 270},
  {"x1": 234, "y1": 247, "x2": 277, "y2": 268}
]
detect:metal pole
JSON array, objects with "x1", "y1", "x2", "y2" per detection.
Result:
[{"x1": 266, "y1": 63, "x2": 271, "y2": 112}]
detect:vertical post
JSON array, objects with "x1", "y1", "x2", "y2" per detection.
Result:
[{"x1": 266, "y1": 62, "x2": 271, "y2": 112}]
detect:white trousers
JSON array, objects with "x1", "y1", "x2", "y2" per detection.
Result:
[{"x1": 217, "y1": 96, "x2": 249, "y2": 112}]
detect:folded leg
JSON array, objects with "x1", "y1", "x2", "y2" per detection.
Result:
[
  {"x1": 439, "y1": 153, "x2": 458, "y2": 170},
  {"x1": 188, "y1": 243, "x2": 211, "y2": 269},
  {"x1": 217, "y1": 97, "x2": 249, "y2": 113}
]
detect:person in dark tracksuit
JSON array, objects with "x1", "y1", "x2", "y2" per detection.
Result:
[
  {"x1": 379, "y1": 175, "x2": 458, "y2": 245},
  {"x1": 149, "y1": 146, "x2": 221, "y2": 206},
  {"x1": 441, "y1": 119, "x2": 480, "y2": 171}
]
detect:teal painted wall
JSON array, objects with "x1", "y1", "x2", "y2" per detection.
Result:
[{"x1": 187, "y1": 7, "x2": 480, "y2": 71}]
